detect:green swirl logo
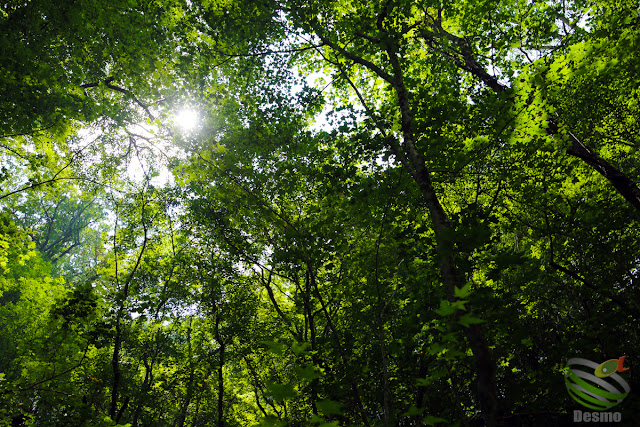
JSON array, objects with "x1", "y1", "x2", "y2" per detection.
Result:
[{"x1": 565, "y1": 357, "x2": 630, "y2": 411}]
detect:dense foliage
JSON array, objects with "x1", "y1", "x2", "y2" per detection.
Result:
[{"x1": 1, "y1": 0, "x2": 639, "y2": 426}]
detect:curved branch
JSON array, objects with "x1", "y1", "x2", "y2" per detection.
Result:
[{"x1": 81, "y1": 78, "x2": 155, "y2": 121}]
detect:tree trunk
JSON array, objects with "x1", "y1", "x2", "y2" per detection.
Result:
[
  {"x1": 388, "y1": 47, "x2": 501, "y2": 426},
  {"x1": 215, "y1": 313, "x2": 225, "y2": 427},
  {"x1": 313, "y1": 15, "x2": 502, "y2": 426},
  {"x1": 110, "y1": 320, "x2": 123, "y2": 420}
]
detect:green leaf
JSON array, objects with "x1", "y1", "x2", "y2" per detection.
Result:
[
  {"x1": 403, "y1": 406, "x2": 426, "y2": 416},
  {"x1": 291, "y1": 341, "x2": 309, "y2": 355},
  {"x1": 261, "y1": 340, "x2": 286, "y2": 355},
  {"x1": 452, "y1": 300, "x2": 467, "y2": 311},
  {"x1": 458, "y1": 313, "x2": 485, "y2": 328},
  {"x1": 257, "y1": 416, "x2": 288, "y2": 427},
  {"x1": 316, "y1": 399, "x2": 343, "y2": 416},
  {"x1": 434, "y1": 300, "x2": 456, "y2": 317},
  {"x1": 423, "y1": 415, "x2": 449, "y2": 425},
  {"x1": 265, "y1": 382, "x2": 297, "y2": 401},
  {"x1": 416, "y1": 367, "x2": 448, "y2": 386},
  {"x1": 309, "y1": 414, "x2": 324, "y2": 423},
  {"x1": 295, "y1": 365, "x2": 321, "y2": 381},
  {"x1": 454, "y1": 282, "x2": 472, "y2": 298}
]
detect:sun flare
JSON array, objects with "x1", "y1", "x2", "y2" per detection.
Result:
[{"x1": 175, "y1": 108, "x2": 199, "y2": 131}]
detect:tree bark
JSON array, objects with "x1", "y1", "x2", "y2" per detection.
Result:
[
  {"x1": 214, "y1": 312, "x2": 225, "y2": 427},
  {"x1": 109, "y1": 197, "x2": 149, "y2": 421},
  {"x1": 395, "y1": 90, "x2": 500, "y2": 427},
  {"x1": 301, "y1": 271, "x2": 319, "y2": 416},
  {"x1": 566, "y1": 136, "x2": 640, "y2": 211},
  {"x1": 109, "y1": 322, "x2": 122, "y2": 420},
  {"x1": 383, "y1": 31, "x2": 501, "y2": 427}
]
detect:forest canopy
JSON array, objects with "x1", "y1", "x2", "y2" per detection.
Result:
[{"x1": 1, "y1": 0, "x2": 639, "y2": 426}]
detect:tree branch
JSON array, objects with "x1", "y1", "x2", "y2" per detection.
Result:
[{"x1": 81, "y1": 78, "x2": 155, "y2": 121}]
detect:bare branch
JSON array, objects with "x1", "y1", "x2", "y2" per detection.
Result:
[{"x1": 81, "y1": 78, "x2": 156, "y2": 121}]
